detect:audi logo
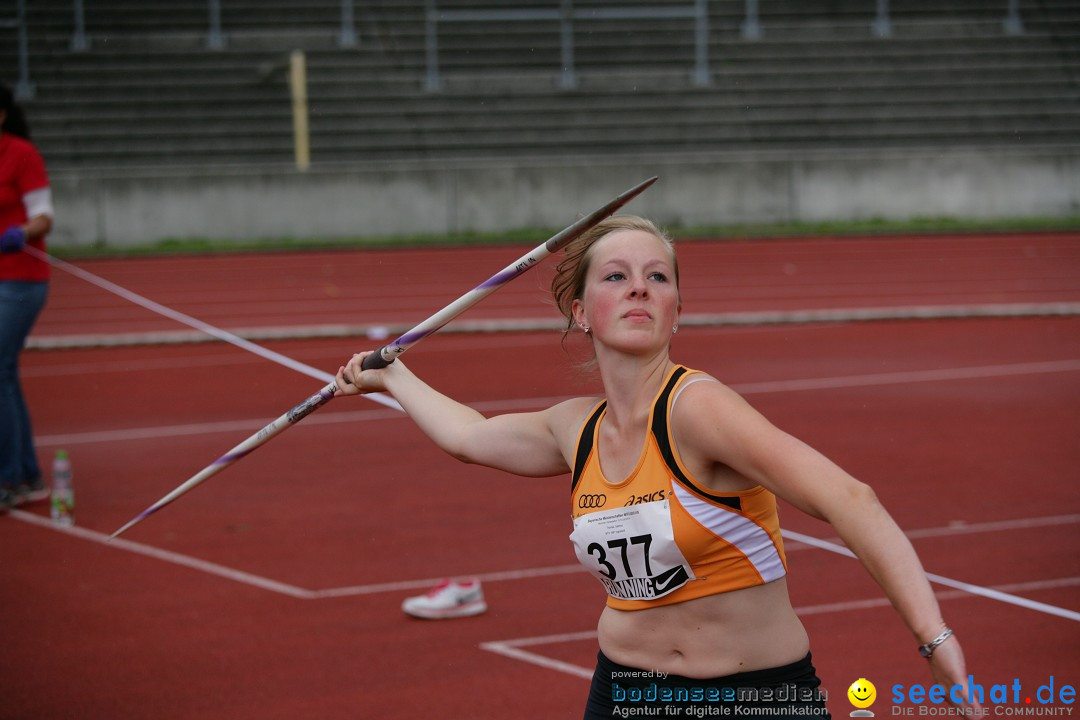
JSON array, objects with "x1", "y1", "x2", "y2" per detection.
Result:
[{"x1": 577, "y1": 494, "x2": 607, "y2": 509}]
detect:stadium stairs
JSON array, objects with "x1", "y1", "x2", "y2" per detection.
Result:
[{"x1": 4, "y1": 0, "x2": 1079, "y2": 171}]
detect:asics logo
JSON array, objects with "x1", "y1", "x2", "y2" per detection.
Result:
[
  {"x1": 577, "y1": 494, "x2": 607, "y2": 509},
  {"x1": 624, "y1": 490, "x2": 666, "y2": 506}
]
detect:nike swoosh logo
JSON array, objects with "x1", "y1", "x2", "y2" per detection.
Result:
[{"x1": 651, "y1": 565, "x2": 690, "y2": 596}]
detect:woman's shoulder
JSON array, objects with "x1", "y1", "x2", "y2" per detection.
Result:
[
  {"x1": 546, "y1": 394, "x2": 604, "y2": 425},
  {"x1": 544, "y1": 395, "x2": 604, "y2": 436},
  {"x1": 538, "y1": 395, "x2": 605, "y2": 460},
  {"x1": 0, "y1": 133, "x2": 48, "y2": 176},
  {"x1": 1, "y1": 132, "x2": 39, "y2": 155},
  {"x1": 671, "y1": 369, "x2": 756, "y2": 422}
]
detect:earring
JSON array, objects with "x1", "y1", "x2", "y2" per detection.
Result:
[
  {"x1": 672, "y1": 325, "x2": 679, "y2": 334},
  {"x1": 581, "y1": 324, "x2": 591, "y2": 334}
]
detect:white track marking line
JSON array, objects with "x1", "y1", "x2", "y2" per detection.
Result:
[
  {"x1": 34, "y1": 397, "x2": 573, "y2": 448},
  {"x1": 24, "y1": 243, "x2": 1079, "y2": 626},
  {"x1": 33, "y1": 359, "x2": 1080, "y2": 448},
  {"x1": 22, "y1": 335, "x2": 559, "y2": 377},
  {"x1": 311, "y1": 564, "x2": 584, "y2": 599},
  {"x1": 479, "y1": 631, "x2": 599, "y2": 680},
  {"x1": 730, "y1": 359, "x2": 1080, "y2": 394},
  {"x1": 24, "y1": 302, "x2": 1080, "y2": 350},
  {"x1": 786, "y1": 513, "x2": 1080, "y2": 544},
  {"x1": 315, "y1": 514, "x2": 1080, "y2": 598},
  {"x1": 10, "y1": 510, "x2": 1079, "y2": 622},
  {"x1": 478, "y1": 578, "x2": 1080, "y2": 680},
  {"x1": 35, "y1": 408, "x2": 409, "y2": 447},
  {"x1": 17, "y1": 260, "x2": 1080, "y2": 620},
  {"x1": 793, "y1": 577, "x2": 1080, "y2": 617},
  {"x1": 23, "y1": 246, "x2": 401, "y2": 412},
  {"x1": 683, "y1": 303, "x2": 1080, "y2": 327},
  {"x1": 9, "y1": 510, "x2": 314, "y2": 599},
  {"x1": 783, "y1": 530, "x2": 1080, "y2": 622}
]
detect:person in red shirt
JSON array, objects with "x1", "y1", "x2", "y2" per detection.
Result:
[{"x1": 0, "y1": 83, "x2": 53, "y2": 511}]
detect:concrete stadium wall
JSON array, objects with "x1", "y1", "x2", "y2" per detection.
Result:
[{"x1": 47, "y1": 146, "x2": 1080, "y2": 248}]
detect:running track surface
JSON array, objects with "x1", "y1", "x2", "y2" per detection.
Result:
[{"x1": 4, "y1": 232, "x2": 1079, "y2": 719}]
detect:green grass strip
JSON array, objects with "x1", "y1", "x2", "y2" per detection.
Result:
[{"x1": 51, "y1": 214, "x2": 1080, "y2": 259}]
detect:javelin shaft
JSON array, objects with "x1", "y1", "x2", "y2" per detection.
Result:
[
  {"x1": 110, "y1": 176, "x2": 657, "y2": 538},
  {"x1": 362, "y1": 175, "x2": 657, "y2": 369},
  {"x1": 109, "y1": 383, "x2": 337, "y2": 538}
]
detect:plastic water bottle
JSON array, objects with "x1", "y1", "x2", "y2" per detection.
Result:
[{"x1": 50, "y1": 450, "x2": 75, "y2": 526}]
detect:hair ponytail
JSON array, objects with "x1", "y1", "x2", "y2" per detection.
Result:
[{"x1": 0, "y1": 85, "x2": 32, "y2": 139}]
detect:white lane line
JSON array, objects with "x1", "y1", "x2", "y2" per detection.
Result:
[
  {"x1": 10, "y1": 508, "x2": 1079, "y2": 624},
  {"x1": 479, "y1": 631, "x2": 599, "y2": 681},
  {"x1": 34, "y1": 359, "x2": 1080, "y2": 448},
  {"x1": 33, "y1": 397, "x2": 577, "y2": 448},
  {"x1": 22, "y1": 246, "x2": 402, "y2": 412},
  {"x1": 315, "y1": 514, "x2": 1080, "y2": 598},
  {"x1": 35, "y1": 408, "x2": 409, "y2": 447},
  {"x1": 793, "y1": 577, "x2": 1080, "y2": 617},
  {"x1": 9, "y1": 510, "x2": 315, "y2": 599},
  {"x1": 478, "y1": 577, "x2": 1080, "y2": 680},
  {"x1": 311, "y1": 564, "x2": 584, "y2": 599},
  {"x1": 780, "y1": 514, "x2": 1080, "y2": 549},
  {"x1": 25, "y1": 302, "x2": 1080, "y2": 350},
  {"x1": 783, "y1": 530, "x2": 1080, "y2": 622},
  {"x1": 730, "y1": 359, "x2": 1080, "y2": 395}
]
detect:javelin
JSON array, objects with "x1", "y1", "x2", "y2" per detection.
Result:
[{"x1": 110, "y1": 176, "x2": 658, "y2": 538}]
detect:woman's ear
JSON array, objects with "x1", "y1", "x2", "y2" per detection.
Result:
[{"x1": 572, "y1": 298, "x2": 588, "y2": 330}]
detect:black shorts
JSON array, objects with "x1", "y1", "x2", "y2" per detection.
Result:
[{"x1": 583, "y1": 649, "x2": 832, "y2": 719}]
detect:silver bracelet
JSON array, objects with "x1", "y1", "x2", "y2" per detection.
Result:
[{"x1": 918, "y1": 627, "x2": 954, "y2": 658}]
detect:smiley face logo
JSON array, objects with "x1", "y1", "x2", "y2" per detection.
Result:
[{"x1": 848, "y1": 678, "x2": 877, "y2": 709}]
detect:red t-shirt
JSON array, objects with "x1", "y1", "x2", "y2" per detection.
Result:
[{"x1": 0, "y1": 132, "x2": 51, "y2": 281}]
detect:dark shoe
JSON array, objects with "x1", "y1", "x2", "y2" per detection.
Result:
[
  {"x1": 14, "y1": 480, "x2": 50, "y2": 507},
  {"x1": 0, "y1": 487, "x2": 14, "y2": 514}
]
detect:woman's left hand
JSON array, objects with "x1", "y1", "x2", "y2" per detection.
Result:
[{"x1": 927, "y1": 635, "x2": 982, "y2": 713}]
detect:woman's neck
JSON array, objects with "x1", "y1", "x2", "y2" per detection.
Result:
[{"x1": 595, "y1": 351, "x2": 674, "y2": 432}]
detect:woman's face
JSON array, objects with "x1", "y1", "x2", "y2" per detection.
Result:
[{"x1": 572, "y1": 229, "x2": 681, "y2": 356}]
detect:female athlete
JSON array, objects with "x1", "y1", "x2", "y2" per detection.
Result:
[{"x1": 335, "y1": 215, "x2": 977, "y2": 718}]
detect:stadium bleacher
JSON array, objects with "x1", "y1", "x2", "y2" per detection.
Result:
[
  {"x1": 2, "y1": 1, "x2": 1078, "y2": 247},
  {"x1": 5, "y1": 0, "x2": 1079, "y2": 170}
]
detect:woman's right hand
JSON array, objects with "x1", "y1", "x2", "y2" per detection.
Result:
[{"x1": 334, "y1": 351, "x2": 394, "y2": 396}]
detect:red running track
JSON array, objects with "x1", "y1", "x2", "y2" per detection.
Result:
[{"x1": 3, "y1": 232, "x2": 1079, "y2": 719}]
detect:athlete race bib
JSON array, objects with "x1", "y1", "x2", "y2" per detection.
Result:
[{"x1": 570, "y1": 500, "x2": 695, "y2": 601}]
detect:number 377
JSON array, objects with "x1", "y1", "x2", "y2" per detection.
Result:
[{"x1": 587, "y1": 534, "x2": 653, "y2": 580}]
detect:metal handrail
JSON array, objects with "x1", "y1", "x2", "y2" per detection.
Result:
[
  {"x1": 1, "y1": 0, "x2": 34, "y2": 99},
  {"x1": 55, "y1": 0, "x2": 361, "y2": 52},
  {"x1": 8, "y1": 1, "x2": 1030, "y2": 104},
  {"x1": 424, "y1": 0, "x2": 710, "y2": 92},
  {"x1": 871, "y1": 0, "x2": 1023, "y2": 38}
]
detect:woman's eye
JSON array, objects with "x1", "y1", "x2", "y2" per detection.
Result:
[
  {"x1": 604, "y1": 272, "x2": 625, "y2": 281},
  {"x1": 650, "y1": 272, "x2": 668, "y2": 282}
]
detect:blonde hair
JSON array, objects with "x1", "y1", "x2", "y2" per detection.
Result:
[{"x1": 551, "y1": 215, "x2": 679, "y2": 335}]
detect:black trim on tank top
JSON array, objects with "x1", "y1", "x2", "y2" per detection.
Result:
[
  {"x1": 652, "y1": 367, "x2": 742, "y2": 512},
  {"x1": 571, "y1": 402, "x2": 607, "y2": 495}
]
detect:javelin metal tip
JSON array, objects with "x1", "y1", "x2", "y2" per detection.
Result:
[
  {"x1": 623, "y1": 175, "x2": 658, "y2": 197},
  {"x1": 109, "y1": 507, "x2": 154, "y2": 539},
  {"x1": 610, "y1": 175, "x2": 658, "y2": 209}
]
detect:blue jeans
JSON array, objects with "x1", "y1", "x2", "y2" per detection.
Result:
[{"x1": 0, "y1": 280, "x2": 48, "y2": 489}]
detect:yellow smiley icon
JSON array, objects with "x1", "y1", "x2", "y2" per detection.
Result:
[{"x1": 848, "y1": 678, "x2": 877, "y2": 709}]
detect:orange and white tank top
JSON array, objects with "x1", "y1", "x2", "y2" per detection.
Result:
[{"x1": 569, "y1": 365, "x2": 788, "y2": 611}]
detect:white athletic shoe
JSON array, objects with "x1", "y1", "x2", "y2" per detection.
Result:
[{"x1": 402, "y1": 578, "x2": 488, "y2": 619}]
